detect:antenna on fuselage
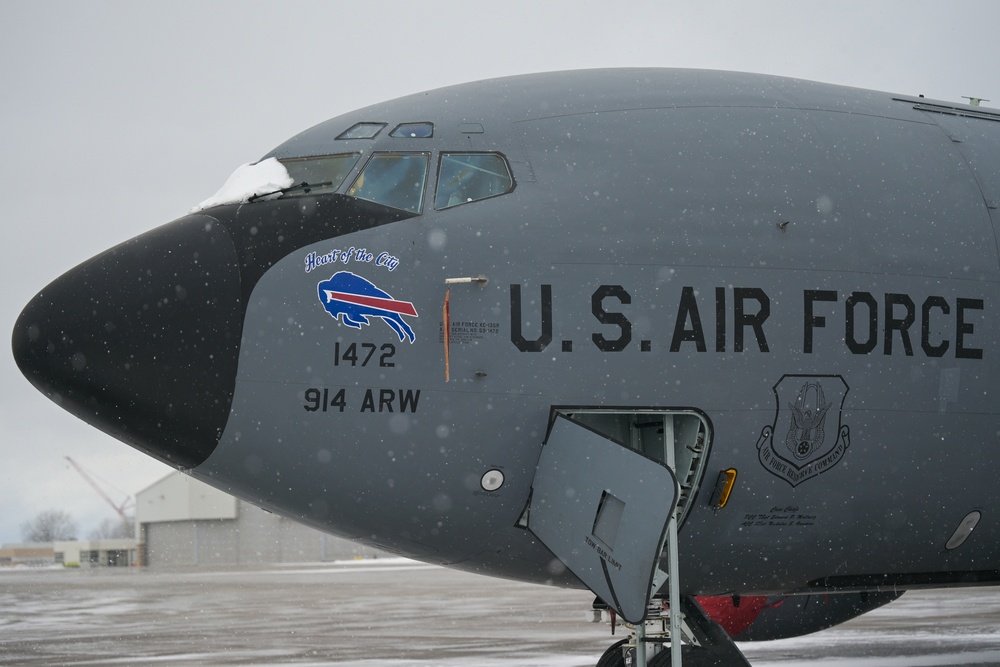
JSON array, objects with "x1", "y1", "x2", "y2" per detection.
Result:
[{"x1": 962, "y1": 96, "x2": 990, "y2": 107}]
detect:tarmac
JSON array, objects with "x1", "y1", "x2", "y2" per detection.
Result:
[{"x1": 1, "y1": 559, "x2": 999, "y2": 666}]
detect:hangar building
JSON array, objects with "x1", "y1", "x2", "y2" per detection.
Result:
[
  {"x1": 54, "y1": 538, "x2": 137, "y2": 567},
  {"x1": 0, "y1": 543, "x2": 53, "y2": 566},
  {"x1": 136, "y1": 472, "x2": 386, "y2": 566}
]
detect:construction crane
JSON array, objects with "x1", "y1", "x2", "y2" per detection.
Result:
[{"x1": 65, "y1": 456, "x2": 134, "y2": 533}]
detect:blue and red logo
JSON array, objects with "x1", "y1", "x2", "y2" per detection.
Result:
[{"x1": 317, "y1": 271, "x2": 418, "y2": 343}]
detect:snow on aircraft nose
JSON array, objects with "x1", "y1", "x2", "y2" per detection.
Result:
[{"x1": 11, "y1": 213, "x2": 242, "y2": 469}]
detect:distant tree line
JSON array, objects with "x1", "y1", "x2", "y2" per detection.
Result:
[
  {"x1": 20, "y1": 509, "x2": 77, "y2": 542},
  {"x1": 19, "y1": 509, "x2": 134, "y2": 542}
]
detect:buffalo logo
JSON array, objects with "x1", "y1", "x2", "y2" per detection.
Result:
[
  {"x1": 756, "y1": 375, "x2": 851, "y2": 486},
  {"x1": 317, "y1": 271, "x2": 418, "y2": 343}
]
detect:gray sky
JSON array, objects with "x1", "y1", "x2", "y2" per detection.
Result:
[{"x1": 2, "y1": 0, "x2": 998, "y2": 544}]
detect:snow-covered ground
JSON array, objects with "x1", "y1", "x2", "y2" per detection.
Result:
[{"x1": 1, "y1": 560, "x2": 998, "y2": 666}]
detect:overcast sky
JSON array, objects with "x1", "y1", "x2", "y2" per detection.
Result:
[{"x1": 2, "y1": 1, "x2": 998, "y2": 544}]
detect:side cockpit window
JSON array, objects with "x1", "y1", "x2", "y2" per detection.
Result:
[
  {"x1": 347, "y1": 153, "x2": 429, "y2": 213},
  {"x1": 435, "y1": 153, "x2": 513, "y2": 210},
  {"x1": 278, "y1": 153, "x2": 360, "y2": 197}
]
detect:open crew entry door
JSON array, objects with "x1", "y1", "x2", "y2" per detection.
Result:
[{"x1": 528, "y1": 413, "x2": 680, "y2": 624}]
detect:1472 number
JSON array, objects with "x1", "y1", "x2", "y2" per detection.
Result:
[{"x1": 334, "y1": 342, "x2": 395, "y2": 367}]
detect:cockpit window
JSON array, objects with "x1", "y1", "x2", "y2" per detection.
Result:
[
  {"x1": 390, "y1": 122, "x2": 434, "y2": 138},
  {"x1": 337, "y1": 122, "x2": 386, "y2": 140},
  {"x1": 347, "y1": 153, "x2": 429, "y2": 213},
  {"x1": 277, "y1": 153, "x2": 361, "y2": 197},
  {"x1": 435, "y1": 153, "x2": 514, "y2": 209}
]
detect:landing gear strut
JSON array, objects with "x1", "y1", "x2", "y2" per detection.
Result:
[{"x1": 593, "y1": 597, "x2": 752, "y2": 667}]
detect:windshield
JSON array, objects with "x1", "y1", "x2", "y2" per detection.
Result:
[
  {"x1": 347, "y1": 153, "x2": 429, "y2": 213},
  {"x1": 277, "y1": 153, "x2": 361, "y2": 197}
]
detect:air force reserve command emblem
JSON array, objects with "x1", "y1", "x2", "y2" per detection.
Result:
[
  {"x1": 756, "y1": 375, "x2": 851, "y2": 486},
  {"x1": 317, "y1": 271, "x2": 419, "y2": 343}
]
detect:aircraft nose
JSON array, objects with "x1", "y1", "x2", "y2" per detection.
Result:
[{"x1": 11, "y1": 213, "x2": 243, "y2": 469}]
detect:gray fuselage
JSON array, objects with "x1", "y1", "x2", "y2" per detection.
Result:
[{"x1": 15, "y1": 69, "x2": 1000, "y2": 597}]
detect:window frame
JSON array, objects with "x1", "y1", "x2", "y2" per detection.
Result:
[
  {"x1": 346, "y1": 151, "x2": 431, "y2": 214},
  {"x1": 277, "y1": 152, "x2": 362, "y2": 198},
  {"x1": 433, "y1": 151, "x2": 515, "y2": 211},
  {"x1": 390, "y1": 122, "x2": 434, "y2": 138},
  {"x1": 336, "y1": 122, "x2": 387, "y2": 140}
]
